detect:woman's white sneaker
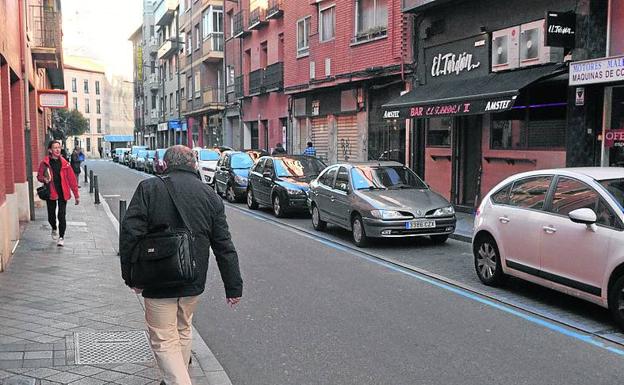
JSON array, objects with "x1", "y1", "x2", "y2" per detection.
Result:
[
  {"x1": 57, "y1": 237, "x2": 64, "y2": 247},
  {"x1": 51, "y1": 229, "x2": 58, "y2": 241}
]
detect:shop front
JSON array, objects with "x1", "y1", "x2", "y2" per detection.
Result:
[{"x1": 384, "y1": 35, "x2": 568, "y2": 210}]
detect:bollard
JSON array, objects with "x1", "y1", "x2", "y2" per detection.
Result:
[
  {"x1": 94, "y1": 176, "x2": 100, "y2": 204},
  {"x1": 119, "y1": 200, "x2": 127, "y2": 222},
  {"x1": 89, "y1": 170, "x2": 94, "y2": 193},
  {"x1": 83, "y1": 165, "x2": 88, "y2": 183}
]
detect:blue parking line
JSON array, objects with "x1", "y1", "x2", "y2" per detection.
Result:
[{"x1": 227, "y1": 203, "x2": 624, "y2": 357}]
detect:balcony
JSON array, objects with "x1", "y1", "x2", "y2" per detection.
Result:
[
  {"x1": 149, "y1": 74, "x2": 160, "y2": 91},
  {"x1": 233, "y1": 11, "x2": 250, "y2": 38},
  {"x1": 263, "y1": 62, "x2": 284, "y2": 92},
  {"x1": 203, "y1": 87, "x2": 225, "y2": 106},
  {"x1": 248, "y1": 69, "x2": 264, "y2": 96},
  {"x1": 154, "y1": 0, "x2": 177, "y2": 26},
  {"x1": 150, "y1": 110, "x2": 158, "y2": 120},
  {"x1": 234, "y1": 75, "x2": 244, "y2": 99},
  {"x1": 248, "y1": 7, "x2": 267, "y2": 30},
  {"x1": 267, "y1": 0, "x2": 284, "y2": 19},
  {"x1": 201, "y1": 33, "x2": 224, "y2": 62},
  {"x1": 29, "y1": 5, "x2": 61, "y2": 68},
  {"x1": 158, "y1": 38, "x2": 180, "y2": 60},
  {"x1": 147, "y1": 37, "x2": 159, "y2": 54}
]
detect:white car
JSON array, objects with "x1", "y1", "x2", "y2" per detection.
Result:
[
  {"x1": 473, "y1": 167, "x2": 624, "y2": 330},
  {"x1": 197, "y1": 149, "x2": 220, "y2": 185}
]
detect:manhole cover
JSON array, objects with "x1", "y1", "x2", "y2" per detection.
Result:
[{"x1": 75, "y1": 331, "x2": 153, "y2": 365}]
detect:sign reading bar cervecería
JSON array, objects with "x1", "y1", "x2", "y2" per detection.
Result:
[{"x1": 38, "y1": 90, "x2": 68, "y2": 109}]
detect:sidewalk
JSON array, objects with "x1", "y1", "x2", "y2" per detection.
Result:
[{"x1": 0, "y1": 187, "x2": 229, "y2": 385}]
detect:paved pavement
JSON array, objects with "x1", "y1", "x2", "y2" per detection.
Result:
[{"x1": 0, "y1": 182, "x2": 228, "y2": 384}]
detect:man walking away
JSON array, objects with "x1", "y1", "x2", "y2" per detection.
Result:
[
  {"x1": 303, "y1": 141, "x2": 316, "y2": 156},
  {"x1": 120, "y1": 145, "x2": 243, "y2": 385},
  {"x1": 70, "y1": 148, "x2": 82, "y2": 188}
]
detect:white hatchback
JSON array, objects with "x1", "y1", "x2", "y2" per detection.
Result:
[
  {"x1": 196, "y1": 149, "x2": 220, "y2": 185},
  {"x1": 473, "y1": 167, "x2": 624, "y2": 330}
]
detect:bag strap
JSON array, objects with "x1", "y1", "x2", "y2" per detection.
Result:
[{"x1": 158, "y1": 175, "x2": 193, "y2": 235}]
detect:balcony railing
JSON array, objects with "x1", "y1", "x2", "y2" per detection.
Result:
[
  {"x1": 203, "y1": 87, "x2": 225, "y2": 105},
  {"x1": 263, "y1": 62, "x2": 284, "y2": 91},
  {"x1": 29, "y1": 5, "x2": 61, "y2": 61},
  {"x1": 267, "y1": 0, "x2": 284, "y2": 19},
  {"x1": 234, "y1": 75, "x2": 244, "y2": 99},
  {"x1": 158, "y1": 38, "x2": 180, "y2": 60},
  {"x1": 233, "y1": 11, "x2": 249, "y2": 38},
  {"x1": 248, "y1": 69, "x2": 264, "y2": 95},
  {"x1": 202, "y1": 33, "x2": 224, "y2": 62},
  {"x1": 248, "y1": 7, "x2": 267, "y2": 30},
  {"x1": 149, "y1": 74, "x2": 160, "y2": 91}
]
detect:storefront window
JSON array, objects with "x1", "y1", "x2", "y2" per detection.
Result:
[
  {"x1": 607, "y1": 86, "x2": 624, "y2": 166},
  {"x1": 426, "y1": 117, "x2": 451, "y2": 147}
]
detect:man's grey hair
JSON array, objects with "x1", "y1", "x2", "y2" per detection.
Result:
[{"x1": 163, "y1": 145, "x2": 196, "y2": 169}]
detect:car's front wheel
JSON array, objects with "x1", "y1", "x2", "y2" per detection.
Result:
[
  {"x1": 351, "y1": 214, "x2": 369, "y2": 248},
  {"x1": 473, "y1": 234, "x2": 505, "y2": 286},
  {"x1": 226, "y1": 184, "x2": 237, "y2": 203},
  {"x1": 608, "y1": 274, "x2": 624, "y2": 331},
  {"x1": 247, "y1": 187, "x2": 258, "y2": 209},
  {"x1": 273, "y1": 194, "x2": 285, "y2": 218},
  {"x1": 311, "y1": 204, "x2": 327, "y2": 231}
]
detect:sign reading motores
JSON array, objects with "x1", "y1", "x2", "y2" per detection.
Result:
[
  {"x1": 38, "y1": 90, "x2": 68, "y2": 109},
  {"x1": 545, "y1": 11, "x2": 576, "y2": 48},
  {"x1": 569, "y1": 55, "x2": 624, "y2": 85}
]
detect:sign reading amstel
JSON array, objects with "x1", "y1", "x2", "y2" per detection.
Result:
[{"x1": 569, "y1": 55, "x2": 624, "y2": 85}]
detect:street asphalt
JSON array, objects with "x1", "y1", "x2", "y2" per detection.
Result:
[{"x1": 85, "y1": 159, "x2": 624, "y2": 385}]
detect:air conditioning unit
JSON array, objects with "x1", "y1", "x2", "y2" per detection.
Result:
[
  {"x1": 491, "y1": 26, "x2": 519, "y2": 72},
  {"x1": 519, "y1": 19, "x2": 563, "y2": 67}
]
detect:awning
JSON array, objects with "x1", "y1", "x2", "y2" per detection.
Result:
[
  {"x1": 103, "y1": 135, "x2": 134, "y2": 143},
  {"x1": 382, "y1": 64, "x2": 566, "y2": 119}
]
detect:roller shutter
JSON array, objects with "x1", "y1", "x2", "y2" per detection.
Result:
[
  {"x1": 336, "y1": 115, "x2": 359, "y2": 162},
  {"x1": 311, "y1": 117, "x2": 328, "y2": 162}
]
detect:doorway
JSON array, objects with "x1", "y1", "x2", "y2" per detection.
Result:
[{"x1": 452, "y1": 115, "x2": 482, "y2": 209}]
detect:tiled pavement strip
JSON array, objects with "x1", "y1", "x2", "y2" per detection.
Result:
[{"x1": 0, "y1": 186, "x2": 229, "y2": 385}]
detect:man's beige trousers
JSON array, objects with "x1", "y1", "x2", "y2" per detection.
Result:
[{"x1": 144, "y1": 296, "x2": 200, "y2": 385}]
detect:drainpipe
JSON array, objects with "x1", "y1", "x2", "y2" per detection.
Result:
[
  {"x1": 176, "y1": 8, "x2": 182, "y2": 146},
  {"x1": 20, "y1": 0, "x2": 35, "y2": 220}
]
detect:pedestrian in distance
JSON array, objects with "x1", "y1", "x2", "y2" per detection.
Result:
[
  {"x1": 303, "y1": 141, "x2": 316, "y2": 156},
  {"x1": 37, "y1": 140, "x2": 80, "y2": 247},
  {"x1": 272, "y1": 142, "x2": 286, "y2": 155},
  {"x1": 70, "y1": 147, "x2": 82, "y2": 189},
  {"x1": 120, "y1": 145, "x2": 243, "y2": 385},
  {"x1": 99, "y1": 146, "x2": 104, "y2": 159}
]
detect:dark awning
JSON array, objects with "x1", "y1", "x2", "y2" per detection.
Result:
[{"x1": 382, "y1": 64, "x2": 566, "y2": 119}]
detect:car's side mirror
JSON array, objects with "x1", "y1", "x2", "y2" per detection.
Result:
[{"x1": 569, "y1": 208, "x2": 598, "y2": 232}]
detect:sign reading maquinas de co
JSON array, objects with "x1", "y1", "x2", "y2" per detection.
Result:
[{"x1": 569, "y1": 55, "x2": 624, "y2": 85}]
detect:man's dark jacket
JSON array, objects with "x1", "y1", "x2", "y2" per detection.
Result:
[{"x1": 119, "y1": 166, "x2": 243, "y2": 299}]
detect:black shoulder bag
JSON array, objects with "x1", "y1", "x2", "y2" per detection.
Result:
[
  {"x1": 130, "y1": 176, "x2": 197, "y2": 289},
  {"x1": 37, "y1": 166, "x2": 50, "y2": 200}
]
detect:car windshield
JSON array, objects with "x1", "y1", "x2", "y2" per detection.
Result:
[
  {"x1": 137, "y1": 150, "x2": 148, "y2": 158},
  {"x1": 351, "y1": 166, "x2": 428, "y2": 190},
  {"x1": 199, "y1": 149, "x2": 219, "y2": 161},
  {"x1": 147, "y1": 151, "x2": 156, "y2": 159},
  {"x1": 231, "y1": 153, "x2": 254, "y2": 169},
  {"x1": 274, "y1": 157, "x2": 325, "y2": 178},
  {"x1": 157, "y1": 149, "x2": 166, "y2": 158},
  {"x1": 599, "y1": 178, "x2": 624, "y2": 210}
]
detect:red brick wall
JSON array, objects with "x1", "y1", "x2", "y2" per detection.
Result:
[
  {"x1": 1, "y1": 64, "x2": 15, "y2": 195},
  {"x1": 283, "y1": 0, "x2": 408, "y2": 90},
  {"x1": 0, "y1": 64, "x2": 5, "y2": 206},
  {"x1": 11, "y1": 80, "x2": 26, "y2": 184}
]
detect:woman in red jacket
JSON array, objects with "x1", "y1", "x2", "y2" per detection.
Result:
[{"x1": 37, "y1": 140, "x2": 80, "y2": 247}]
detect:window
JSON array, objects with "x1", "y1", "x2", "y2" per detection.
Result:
[
  {"x1": 181, "y1": 87, "x2": 185, "y2": 101},
  {"x1": 508, "y1": 176, "x2": 553, "y2": 210},
  {"x1": 86, "y1": 137, "x2": 91, "y2": 152},
  {"x1": 150, "y1": 25, "x2": 154, "y2": 37},
  {"x1": 491, "y1": 107, "x2": 566, "y2": 150},
  {"x1": 96, "y1": 118, "x2": 102, "y2": 133},
  {"x1": 253, "y1": 158, "x2": 265, "y2": 173},
  {"x1": 71, "y1": 78, "x2": 77, "y2": 92},
  {"x1": 356, "y1": 0, "x2": 388, "y2": 36},
  {"x1": 84, "y1": 80, "x2": 89, "y2": 93},
  {"x1": 491, "y1": 183, "x2": 512, "y2": 205},
  {"x1": 228, "y1": 11, "x2": 234, "y2": 38},
  {"x1": 297, "y1": 17, "x2": 311, "y2": 56},
  {"x1": 320, "y1": 167, "x2": 337, "y2": 187},
  {"x1": 169, "y1": 92, "x2": 173, "y2": 113},
  {"x1": 426, "y1": 117, "x2": 452, "y2": 147},
  {"x1": 186, "y1": 32, "x2": 192, "y2": 56},
  {"x1": 86, "y1": 119, "x2": 90, "y2": 133},
  {"x1": 194, "y1": 71, "x2": 201, "y2": 98},
  {"x1": 95, "y1": 81, "x2": 100, "y2": 95},
  {"x1": 72, "y1": 97, "x2": 78, "y2": 110},
  {"x1": 195, "y1": 24, "x2": 200, "y2": 50},
  {"x1": 169, "y1": 58, "x2": 173, "y2": 80},
  {"x1": 202, "y1": 7, "x2": 223, "y2": 39},
  {"x1": 96, "y1": 100, "x2": 101, "y2": 114},
  {"x1": 319, "y1": 5, "x2": 336, "y2": 42},
  {"x1": 151, "y1": 60, "x2": 156, "y2": 74},
  {"x1": 263, "y1": 158, "x2": 274, "y2": 177},
  {"x1": 335, "y1": 167, "x2": 350, "y2": 192},
  {"x1": 85, "y1": 98, "x2": 90, "y2": 114},
  {"x1": 176, "y1": 91, "x2": 179, "y2": 110},
  {"x1": 550, "y1": 177, "x2": 598, "y2": 215},
  {"x1": 164, "y1": 95, "x2": 168, "y2": 113},
  {"x1": 151, "y1": 95, "x2": 157, "y2": 109}
]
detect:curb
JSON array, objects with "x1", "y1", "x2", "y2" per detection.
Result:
[
  {"x1": 449, "y1": 233, "x2": 472, "y2": 243},
  {"x1": 98, "y1": 191, "x2": 234, "y2": 385}
]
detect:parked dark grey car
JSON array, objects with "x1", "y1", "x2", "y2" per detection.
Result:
[{"x1": 308, "y1": 161, "x2": 456, "y2": 247}]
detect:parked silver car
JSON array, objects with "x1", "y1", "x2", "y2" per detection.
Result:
[{"x1": 308, "y1": 161, "x2": 456, "y2": 247}]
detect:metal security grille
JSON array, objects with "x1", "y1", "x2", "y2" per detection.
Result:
[{"x1": 75, "y1": 331, "x2": 153, "y2": 365}]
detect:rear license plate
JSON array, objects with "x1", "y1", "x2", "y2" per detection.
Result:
[{"x1": 406, "y1": 220, "x2": 436, "y2": 229}]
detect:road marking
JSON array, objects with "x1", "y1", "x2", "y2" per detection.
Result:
[{"x1": 226, "y1": 203, "x2": 624, "y2": 356}]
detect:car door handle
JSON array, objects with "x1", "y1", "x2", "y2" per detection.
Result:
[
  {"x1": 498, "y1": 216, "x2": 510, "y2": 224},
  {"x1": 543, "y1": 226, "x2": 557, "y2": 234},
  {"x1": 330, "y1": 196, "x2": 336, "y2": 202}
]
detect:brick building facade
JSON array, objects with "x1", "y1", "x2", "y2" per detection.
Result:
[{"x1": 0, "y1": 0, "x2": 64, "y2": 271}]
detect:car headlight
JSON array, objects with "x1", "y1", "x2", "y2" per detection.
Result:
[
  {"x1": 370, "y1": 210, "x2": 412, "y2": 220},
  {"x1": 432, "y1": 206, "x2": 455, "y2": 217},
  {"x1": 234, "y1": 175, "x2": 248, "y2": 185},
  {"x1": 286, "y1": 187, "x2": 305, "y2": 195}
]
